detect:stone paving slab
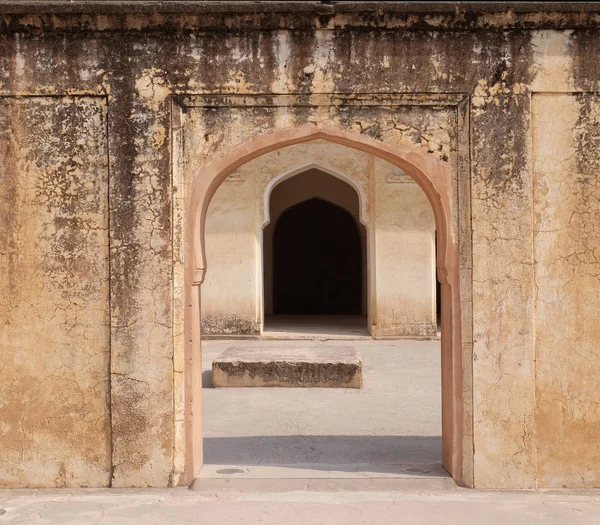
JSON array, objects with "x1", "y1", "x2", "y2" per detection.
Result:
[
  {"x1": 212, "y1": 346, "x2": 362, "y2": 388},
  {"x1": 1, "y1": 488, "x2": 600, "y2": 525}
]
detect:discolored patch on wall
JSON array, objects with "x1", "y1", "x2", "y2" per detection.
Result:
[
  {"x1": 201, "y1": 314, "x2": 260, "y2": 336},
  {"x1": 0, "y1": 96, "x2": 111, "y2": 488}
]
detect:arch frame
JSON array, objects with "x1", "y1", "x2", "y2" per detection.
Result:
[
  {"x1": 261, "y1": 161, "x2": 369, "y2": 228},
  {"x1": 183, "y1": 124, "x2": 467, "y2": 487}
]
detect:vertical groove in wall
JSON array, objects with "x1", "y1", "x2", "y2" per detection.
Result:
[
  {"x1": 368, "y1": 154, "x2": 377, "y2": 330},
  {"x1": 170, "y1": 97, "x2": 188, "y2": 485},
  {"x1": 467, "y1": 98, "x2": 474, "y2": 488},
  {"x1": 459, "y1": 95, "x2": 475, "y2": 488},
  {"x1": 169, "y1": 96, "x2": 176, "y2": 487},
  {"x1": 254, "y1": 164, "x2": 262, "y2": 328},
  {"x1": 530, "y1": 92, "x2": 538, "y2": 489},
  {"x1": 105, "y1": 95, "x2": 114, "y2": 488}
]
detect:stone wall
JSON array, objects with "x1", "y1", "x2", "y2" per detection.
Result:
[
  {"x1": 0, "y1": 97, "x2": 111, "y2": 487},
  {"x1": 1, "y1": 5, "x2": 600, "y2": 489}
]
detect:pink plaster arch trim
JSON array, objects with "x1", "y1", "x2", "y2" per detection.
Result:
[
  {"x1": 188, "y1": 124, "x2": 456, "y2": 287},
  {"x1": 261, "y1": 161, "x2": 369, "y2": 229}
]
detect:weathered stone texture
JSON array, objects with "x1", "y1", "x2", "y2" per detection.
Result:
[
  {"x1": 108, "y1": 62, "x2": 174, "y2": 488},
  {"x1": 212, "y1": 346, "x2": 362, "y2": 388},
  {"x1": 532, "y1": 93, "x2": 600, "y2": 488},
  {"x1": 470, "y1": 34, "x2": 537, "y2": 489},
  {"x1": 0, "y1": 9, "x2": 599, "y2": 489},
  {"x1": 0, "y1": 97, "x2": 111, "y2": 487}
]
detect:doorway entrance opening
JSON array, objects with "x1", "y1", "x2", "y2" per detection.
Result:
[
  {"x1": 199, "y1": 149, "x2": 444, "y2": 484},
  {"x1": 273, "y1": 198, "x2": 362, "y2": 315},
  {"x1": 185, "y1": 126, "x2": 467, "y2": 487},
  {"x1": 262, "y1": 168, "x2": 369, "y2": 337}
]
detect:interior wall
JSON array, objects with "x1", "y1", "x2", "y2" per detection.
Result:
[
  {"x1": 203, "y1": 148, "x2": 437, "y2": 336},
  {"x1": 201, "y1": 165, "x2": 260, "y2": 335},
  {"x1": 372, "y1": 160, "x2": 437, "y2": 336}
]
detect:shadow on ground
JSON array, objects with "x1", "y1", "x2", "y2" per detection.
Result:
[{"x1": 204, "y1": 435, "x2": 442, "y2": 470}]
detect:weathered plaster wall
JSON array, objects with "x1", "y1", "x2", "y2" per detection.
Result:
[
  {"x1": 373, "y1": 159, "x2": 436, "y2": 336},
  {"x1": 532, "y1": 93, "x2": 600, "y2": 488},
  {"x1": 201, "y1": 144, "x2": 436, "y2": 336},
  {"x1": 202, "y1": 164, "x2": 259, "y2": 335},
  {"x1": 0, "y1": 9, "x2": 599, "y2": 488},
  {"x1": 0, "y1": 97, "x2": 111, "y2": 487}
]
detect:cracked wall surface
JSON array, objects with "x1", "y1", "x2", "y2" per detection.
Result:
[
  {"x1": 532, "y1": 93, "x2": 600, "y2": 488},
  {"x1": 0, "y1": 10, "x2": 599, "y2": 488},
  {"x1": 0, "y1": 97, "x2": 110, "y2": 487}
]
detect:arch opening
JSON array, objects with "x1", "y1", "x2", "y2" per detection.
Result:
[
  {"x1": 261, "y1": 167, "x2": 369, "y2": 336},
  {"x1": 184, "y1": 126, "x2": 466, "y2": 487},
  {"x1": 273, "y1": 197, "x2": 363, "y2": 315}
]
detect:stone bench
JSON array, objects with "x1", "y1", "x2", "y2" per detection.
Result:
[{"x1": 212, "y1": 346, "x2": 362, "y2": 388}]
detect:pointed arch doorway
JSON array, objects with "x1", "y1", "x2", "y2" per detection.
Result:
[
  {"x1": 184, "y1": 125, "x2": 469, "y2": 488},
  {"x1": 273, "y1": 197, "x2": 362, "y2": 315},
  {"x1": 262, "y1": 168, "x2": 369, "y2": 336}
]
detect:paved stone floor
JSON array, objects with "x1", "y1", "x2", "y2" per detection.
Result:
[
  {"x1": 262, "y1": 315, "x2": 370, "y2": 338},
  {"x1": 2, "y1": 487, "x2": 600, "y2": 524},
  {"x1": 202, "y1": 339, "x2": 442, "y2": 468}
]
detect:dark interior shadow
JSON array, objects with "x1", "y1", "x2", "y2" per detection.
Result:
[
  {"x1": 202, "y1": 370, "x2": 213, "y2": 388},
  {"x1": 203, "y1": 435, "x2": 443, "y2": 472}
]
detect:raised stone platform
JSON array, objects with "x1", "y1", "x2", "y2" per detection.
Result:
[{"x1": 212, "y1": 346, "x2": 362, "y2": 388}]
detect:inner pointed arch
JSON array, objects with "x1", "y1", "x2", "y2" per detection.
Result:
[{"x1": 262, "y1": 160, "x2": 368, "y2": 229}]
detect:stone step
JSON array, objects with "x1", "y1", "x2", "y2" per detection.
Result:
[
  {"x1": 190, "y1": 463, "x2": 456, "y2": 492},
  {"x1": 211, "y1": 346, "x2": 362, "y2": 388}
]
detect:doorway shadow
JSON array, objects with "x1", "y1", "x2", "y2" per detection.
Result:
[
  {"x1": 203, "y1": 435, "x2": 442, "y2": 471},
  {"x1": 202, "y1": 370, "x2": 213, "y2": 388}
]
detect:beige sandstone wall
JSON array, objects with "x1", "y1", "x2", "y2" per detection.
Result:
[
  {"x1": 201, "y1": 143, "x2": 436, "y2": 336},
  {"x1": 372, "y1": 160, "x2": 437, "y2": 336},
  {"x1": 202, "y1": 163, "x2": 260, "y2": 335},
  {"x1": 1, "y1": 9, "x2": 600, "y2": 489},
  {"x1": 532, "y1": 93, "x2": 600, "y2": 488},
  {"x1": 0, "y1": 97, "x2": 111, "y2": 487}
]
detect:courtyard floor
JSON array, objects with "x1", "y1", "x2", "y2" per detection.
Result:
[
  {"x1": 2, "y1": 486, "x2": 600, "y2": 524},
  {"x1": 202, "y1": 339, "x2": 443, "y2": 471}
]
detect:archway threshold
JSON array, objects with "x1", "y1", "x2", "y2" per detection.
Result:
[
  {"x1": 263, "y1": 315, "x2": 369, "y2": 340},
  {"x1": 191, "y1": 463, "x2": 454, "y2": 492}
]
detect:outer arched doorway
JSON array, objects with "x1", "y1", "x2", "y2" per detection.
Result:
[
  {"x1": 185, "y1": 126, "x2": 467, "y2": 487},
  {"x1": 273, "y1": 198, "x2": 363, "y2": 316}
]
